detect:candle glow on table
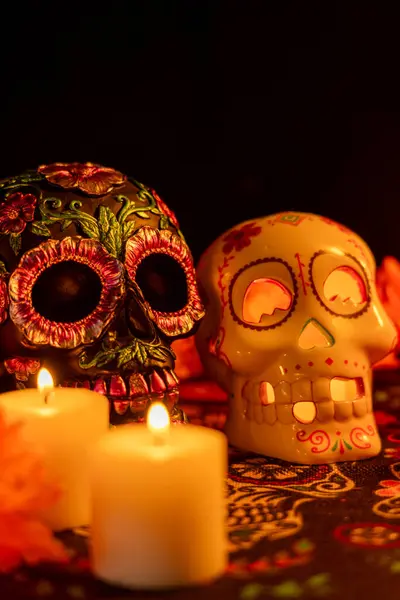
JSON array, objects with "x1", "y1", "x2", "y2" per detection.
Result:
[
  {"x1": 90, "y1": 402, "x2": 228, "y2": 590},
  {"x1": 0, "y1": 368, "x2": 109, "y2": 531}
]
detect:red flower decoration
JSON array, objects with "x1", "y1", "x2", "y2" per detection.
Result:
[
  {"x1": 377, "y1": 256, "x2": 400, "y2": 344},
  {"x1": 9, "y1": 237, "x2": 125, "y2": 348},
  {"x1": 38, "y1": 162, "x2": 126, "y2": 196},
  {"x1": 125, "y1": 226, "x2": 204, "y2": 336},
  {"x1": 222, "y1": 222, "x2": 262, "y2": 255},
  {"x1": 151, "y1": 189, "x2": 180, "y2": 229},
  {"x1": 0, "y1": 192, "x2": 36, "y2": 234},
  {"x1": 0, "y1": 278, "x2": 8, "y2": 325},
  {"x1": 0, "y1": 409, "x2": 68, "y2": 572},
  {"x1": 4, "y1": 357, "x2": 41, "y2": 382},
  {"x1": 376, "y1": 480, "x2": 400, "y2": 497}
]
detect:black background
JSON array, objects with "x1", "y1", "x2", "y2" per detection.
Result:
[{"x1": 1, "y1": 1, "x2": 400, "y2": 264}]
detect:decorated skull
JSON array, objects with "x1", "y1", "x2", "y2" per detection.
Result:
[
  {"x1": 195, "y1": 212, "x2": 397, "y2": 463},
  {"x1": 0, "y1": 162, "x2": 204, "y2": 424}
]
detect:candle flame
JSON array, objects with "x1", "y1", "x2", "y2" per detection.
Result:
[
  {"x1": 37, "y1": 368, "x2": 54, "y2": 392},
  {"x1": 147, "y1": 402, "x2": 170, "y2": 433}
]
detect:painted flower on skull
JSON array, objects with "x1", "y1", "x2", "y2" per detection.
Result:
[
  {"x1": 0, "y1": 278, "x2": 8, "y2": 325},
  {"x1": 38, "y1": 162, "x2": 126, "y2": 196},
  {"x1": 4, "y1": 357, "x2": 41, "y2": 382},
  {"x1": 222, "y1": 222, "x2": 262, "y2": 255},
  {"x1": 0, "y1": 192, "x2": 37, "y2": 234}
]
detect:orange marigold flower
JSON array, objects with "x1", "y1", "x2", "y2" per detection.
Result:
[
  {"x1": 377, "y1": 256, "x2": 400, "y2": 338},
  {"x1": 0, "y1": 410, "x2": 68, "y2": 572}
]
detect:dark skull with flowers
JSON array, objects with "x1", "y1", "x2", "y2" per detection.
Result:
[{"x1": 0, "y1": 163, "x2": 204, "y2": 423}]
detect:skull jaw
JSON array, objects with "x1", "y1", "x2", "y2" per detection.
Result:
[
  {"x1": 225, "y1": 404, "x2": 381, "y2": 464},
  {"x1": 109, "y1": 394, "x2": 188, "y2": 425},
  {"x1": 61, "y1": 367, "x2": 186, "y2": 425}
]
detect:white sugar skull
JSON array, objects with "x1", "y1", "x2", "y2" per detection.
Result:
[{"x1": 196, "y1": 212, "x2": 397, "y2": 464}]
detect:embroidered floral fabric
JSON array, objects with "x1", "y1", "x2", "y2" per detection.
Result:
[{"x1": 2, "y1": 371, "x2": 400, "y2": 599}]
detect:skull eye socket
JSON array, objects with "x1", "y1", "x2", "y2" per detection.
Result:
[
  {"x1": 323, "y1": 266, "x2": 367, "y2": 306},
  {"x1": 9, "y1": 237, "x2": 125, "y2": 348},
  {"x1": 32, "y1": 261, "x2": 103, "y2": 322},
  {"x1": 135, "y1": 254, "x2": 188, "y2": 313},
  {"x1": 229, "y1": 258, "x2": 297, "y2": 330},
  {"x1": 242, "y1": 278, "x2": 293, "y2": 324},
  {"x1": 310, "y1": 252, "x2": 370, "y2": 318},
  {"x1": 125, "y1": 227, "x2": 204, "y2": 337}
]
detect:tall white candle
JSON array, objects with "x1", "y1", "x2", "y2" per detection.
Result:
[
  {"x1": 0, "y1": 368, "x2": 109, "y2": 531},
  {"x1": 90, "y1": 402, "x2": 228, "y2": 590}
]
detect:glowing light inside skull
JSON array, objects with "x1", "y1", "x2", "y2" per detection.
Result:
[
  {"x1": 330, "y1": 377, "x2": 364, "y2": 401},
  {"x1": 259, "y1": 381, "x2": 275, "y2": 405},
  {"x1": 292, "y1": 401, "x2": 316, "y2": 424},
  {"x1": 242, "y1": 278, "x2": 292, "y2": 323},
  {"x1": 323, "y1": 266, "x2": 367, "y2": 305}
]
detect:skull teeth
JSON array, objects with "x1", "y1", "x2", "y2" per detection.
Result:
[
  {"x1": 149, "y1": 371, "x2": 167, "y2": 394},
  {"x1": 61, "y1": 368, "x2": 179, "y2": 400},
  {"x1": 242, "y1": 376, "x2": 366, "y2": 404},
  {"x1": 129, "y1": 373, "x2": 148, "y2": 398},
  {"x1": 109, "y1": 375, "x2": 127, "y2": 397},
  {"x1": 242, "y1": 376, "x2": 371, "y2": 425},
  {"x1": 93, "y1": 378, "x2": 107, "y2": 395},
  {"x1": 292, "y1": 401, "x2": 316, "y2": 424},
  {"x1": 164, "y1": 369, "x2": 179, "y2": 388}
]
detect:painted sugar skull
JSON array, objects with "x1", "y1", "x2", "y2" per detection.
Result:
[
  {"x1": 196, "y1": 212, "x2": 397, "y2": 463},
  {"x1": 0, "y1": 162, "x2": 204, "y2": 424}
]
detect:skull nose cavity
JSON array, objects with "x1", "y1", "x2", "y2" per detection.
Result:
[
  {"x1": 298, "y1": 318, "x2": 334, "y2": 350},
  {"x1": 292, "y1": 401, "x2": 316, "y2": 424},
  {"x1": 259, "y1": 381, "x2": 275, "y2": 405},
  {"x1": 330, "y1": 377, "x2": 364, "y2": 402}
]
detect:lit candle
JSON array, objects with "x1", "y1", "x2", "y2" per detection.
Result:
[
  {"x1": 90, "y1": 402, "x2": 228, "y2": 590},
  {"x1": 0, "y1": 368, "x2": 109, "y2": 531}
]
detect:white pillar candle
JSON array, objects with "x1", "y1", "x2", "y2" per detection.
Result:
[
  {"x1": 0, "y1": 368, "x2": 109, "y2": 531},
  {"x1": 90, "y1": 402, "x2": 228, "y2": 590}
]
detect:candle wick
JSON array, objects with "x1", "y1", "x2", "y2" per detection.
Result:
[{"x1": 44, "y1": 391, "x2": 51, "y2": 405}]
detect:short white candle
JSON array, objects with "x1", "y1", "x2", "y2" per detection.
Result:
[
  {"x1": 0, "y1": 368, "x2": 109, "y2": 531},
  {"x1": 90, "y1": 402, "x2": 228, "y2": 590}
]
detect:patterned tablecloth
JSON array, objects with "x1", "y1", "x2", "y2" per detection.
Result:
[{"x1": 3, "y1": 371, "x2": 400, "y2": 600}]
